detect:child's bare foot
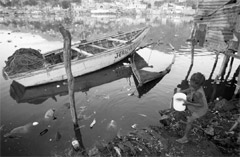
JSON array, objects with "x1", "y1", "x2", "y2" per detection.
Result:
[{"x1": 176, "y1": 137, "x2": 189, "y2": 144}]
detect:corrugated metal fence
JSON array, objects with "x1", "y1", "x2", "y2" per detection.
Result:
[{"x1": 193, "y1": 0, "x2": 240, "y2": 57}]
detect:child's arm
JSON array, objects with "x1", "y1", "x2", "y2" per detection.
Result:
[{"x1": 184, "y1": 92, "x2": 204, "y2": 107}]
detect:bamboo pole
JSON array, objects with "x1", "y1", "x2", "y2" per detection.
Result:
[{"x1": 59, "y1": 26, "x2": 78, "y2": 125}]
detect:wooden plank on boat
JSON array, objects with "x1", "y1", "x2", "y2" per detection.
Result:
[
  {"x1": 108, "y1": 38, "x2": 127, "y2": 43},
  {"x1": 89, "y1": 44, "x2": 107, "y2": 50},
  {"x1": 71, "y1": 47, "x2": 93, "y2": 56},
  {"x1": 129, "y1": 57, "x2": 143, "y2": 86}
]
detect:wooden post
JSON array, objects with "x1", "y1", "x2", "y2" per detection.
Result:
[
  {"x1": 59, "y1": 26, "x2": 78, "y2": 125},
  {"x1": 191, "y1": 40, "x2": 195, "y2": 65},
  {"x1": 59, "y1": 26, "x2": 86, "y2": 153},
  {"x1": 190, "y1": 24, "x2": 196, "y2": 65}
]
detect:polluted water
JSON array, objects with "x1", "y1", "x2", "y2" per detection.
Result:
[
  {"x1": 44, "y1": 108, "x2": 57, "y2": 120},
  {"x1": 4, "y1": 123, "x2": 32, "y2": 138},
  {"x1": 107, "y1": 120, "x2": 117, "y2": 130}
]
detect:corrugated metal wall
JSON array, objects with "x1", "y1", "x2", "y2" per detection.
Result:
[{"x1": 193, "y1": 0, "x2": 240, "y2": 56}]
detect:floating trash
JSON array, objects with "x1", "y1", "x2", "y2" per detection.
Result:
[
  {"x1": 4, "y1": 123, "x2": 32, "y2": 138},
  {"x1": 107, "y1": 120, "x2": 117, "y2": 130},
  {"x1": 127, "y1": 87, "x2": 132, "y2": 91},
  {"x1": 113, "y1": 146, "x2": 122, "y2": 156},
  {"x1": 44, "y1": 109, "x2": 57, "y2": 120},
  {"x1": 128, "y1": 93, "x2": 134, "y2": 96},
  {"x1": 90, "y1": 118, "x2": 96, "y2": 129},
  {"x1": 123, "y1": 62, "x2": 130, "y2": 67},
  {"x1": 138, "y1": 114, "x2": 147, "y2": 117},
  {"x1": 131, "y1": 124, "x2": 138, "y2": 129},
  {"x1": 32, "y1": 122, "x2": 39, "y2": 126},
  {"x1": 72, "y1": 139, "x2": 80, "y2": 151},
  {"x1": 40, "y1": 129, "x2": 48, "y2": 136}
]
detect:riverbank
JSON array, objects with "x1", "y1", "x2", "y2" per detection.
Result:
[{"x1": 77, "y1": 97, "x2": 239, "y2": 157}]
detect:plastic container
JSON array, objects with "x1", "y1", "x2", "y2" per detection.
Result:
[
  {"x1": 173, "y1": 93, "x2": 187, "y2": 111},
  {"x1": 72, "y1": 139, "x2": 80, "y2": 151}
]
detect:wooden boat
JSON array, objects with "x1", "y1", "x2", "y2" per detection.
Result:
[
  {"x1": 130, "y1": 46, "x2": 176, "y2": 97},
  {"x1": 3, "y1": 27, "x2": 150, "y2": 87},
  {"x1": 10, "y1": 53, "x2": 150, "y2": 104}
]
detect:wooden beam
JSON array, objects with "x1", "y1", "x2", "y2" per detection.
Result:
[
  {"x1": 71, "y1": 47, "x2": 93, "y2": 57},
  {"x1": 129, "y1": 57, "x2": 143, "y2": 86},
  {"x1": 108, "y1": 38, "x2": 127, "y2": 43},
  {"x1": 89, "y1": 44, "x2": 107, "y2": 50}
]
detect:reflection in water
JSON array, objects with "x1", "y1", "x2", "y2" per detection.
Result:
[
  {"x1": 133, "y1": 69, "x2": 170, "y2": 98},
  {"x1": 73, "y1": 123, "x2": 85, "y2": 154},
  {"x1": 0, "y1": 14, "x2": 193, "y2": 42}
]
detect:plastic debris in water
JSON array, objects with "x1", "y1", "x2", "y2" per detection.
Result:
[
  {"x1": 128, "y1": 93, "x2": 134, "y2": 96},
  {"x1": 44, "y1": 109, "x2": 57, "y2": 120},
  {"x1": 90, "y1": 118, "x2": 96, "y2": 129},
  {"x1": 131, "y1": 124, "x2": 137, "y2": 129},
  {"x1": 138, "y1": 114, "x2": 147, "y2": 117},
  {"x1": 40, "y1": 129, "x2": 48, "y2": 136},
  {"x1": 107, "y1": 120, "x2": 117, "y2": 130},
  {"x1": 32, "y1": 122, "x2": 39, "y2": 126},
  {"x1": 4, "y1": 123, "x2": 32, "y2": 138},
  {"x1": 72, "y1": 139, "x2": 80, "y2": 151},
  {"x1": 123, "y1": 62, "x2": 130, "y2": 67},
  {"x1": 113, "y1": 146, "x2": 122, "y2": 157}
]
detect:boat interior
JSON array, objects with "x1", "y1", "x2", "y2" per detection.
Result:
[{"x1": 43, "y1": 29, "x2": 141, "y2": 65}]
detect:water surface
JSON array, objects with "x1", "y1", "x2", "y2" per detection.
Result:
[{"x1": 0, "y1": 14, "x2": 239, "y2": 156}]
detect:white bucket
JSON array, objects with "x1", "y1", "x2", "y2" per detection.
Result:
[{"x1": 173, "y1": 93, "x2": 187, "y2": 111}]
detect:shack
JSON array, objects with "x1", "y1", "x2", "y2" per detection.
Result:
[{"x1": 193, "y1": 0, "x2": 240, "y2": 92}]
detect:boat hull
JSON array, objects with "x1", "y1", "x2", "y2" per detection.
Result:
[{"x1": 10, "y1": 28, "x2": 149, "y2": 87}]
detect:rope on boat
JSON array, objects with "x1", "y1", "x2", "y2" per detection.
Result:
[{"x1": 4, "y1": 48, "x2": 45, "y2": 76}]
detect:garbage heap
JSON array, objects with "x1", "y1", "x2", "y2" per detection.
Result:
[{"x1": 87, "y1": 97, "x2": 239, "y2": 157}]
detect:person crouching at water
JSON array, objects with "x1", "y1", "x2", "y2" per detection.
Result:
[{"x1": 176, "y1": 72, "x2": 208, "y2": 144}]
